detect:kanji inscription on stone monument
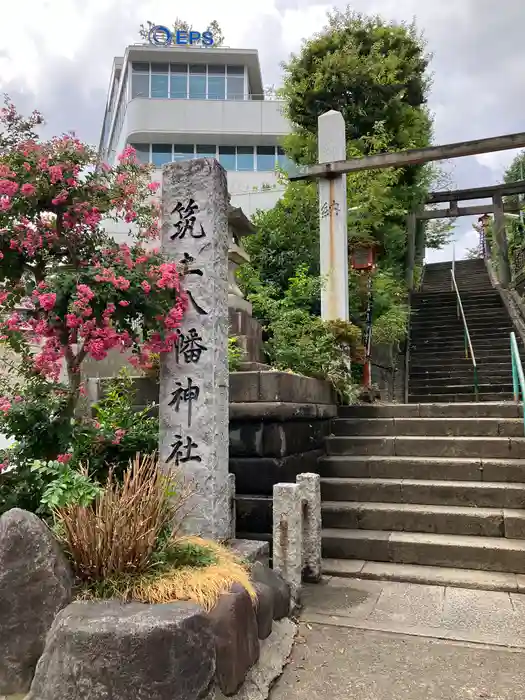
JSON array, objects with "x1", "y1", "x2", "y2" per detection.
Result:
[{"x1": 160, "y1": 158, "x2": 230, "y2": 540}]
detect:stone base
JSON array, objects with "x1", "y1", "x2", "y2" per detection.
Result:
[
  {"x1": 230, "y1": 540, "x2": 270, "y2": 567},
  {"x1": 210, "y1": 618, "x2": 296, "y2": 700}
]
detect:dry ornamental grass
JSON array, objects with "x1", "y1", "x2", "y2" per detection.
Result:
[{"x1": 54, "y1": 452, "x2": 254, "y2": 609}]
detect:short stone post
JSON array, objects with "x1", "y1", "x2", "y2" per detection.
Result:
[
  {"x1": 228, "y1": 473, "x2": 237, "y2": 540},
  {"x1": 272, "y1": 473, "x2": 322, "y2": 603},
  {"x1": 159, "y1": 159, "x2": 230, "y2": 541},
  {"x1": 297, "y1": 473, "x2": 322, "y2": 582},
  {"x1": 318, "y1": 110, "x2": 349, "y2": 321},
  {"x1": 272, "y1": 483, "x2": 303, "y2": 602}
]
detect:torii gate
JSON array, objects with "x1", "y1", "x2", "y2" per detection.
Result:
[{"x1": 289, "y1": 110, "x2": 525, "y2": 320}]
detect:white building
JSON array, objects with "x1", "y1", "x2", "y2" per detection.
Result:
[{"x1": 98, "y1": 42, "x2": 291, "y2": 223}]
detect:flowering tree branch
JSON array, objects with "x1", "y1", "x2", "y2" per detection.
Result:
[{"x1": 0, "y1": 100, "x2": 187, "y2": 417}]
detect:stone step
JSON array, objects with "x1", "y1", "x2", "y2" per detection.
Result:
[
  {"x1": 411, "y1": 324, "x2": 513, "y2": 335},
  {"x1": 320, "y1": 478, "x2": 525, "y2": 508},
  {"x1": 408, "y1": 392, "x2": 515, "y2": 403},
  {"x1": 321, "y1": 559, "x2": 525, "y2": 593},
  {"x1": 321, "y1": 528, "x2": 525, "y2": 573},
  {"x1": 318, "y1": 455, "x2": 525, "y2": 482},
  {"x1": 410, "y1": 340, "x2": 512, "y2": 351},
  {"x1": 410, "y1": 354, "x2": 516, "y2": 366},
  {"x1": 408, "y1": 380, "x2": 511, "y2": 392},
  {"x1": 325, "y1": 434, "x2": 525, "y2": 458},
  {"x1": 321, "y1": 501, "x2": 525, "y2": 538},
  {"x1": 409, "y1": 376, "x2": 510, "y2": 388},
  {"x1": 330, "y1": 417, "x2": 524, "y2": 438},
  {"x1": 410, "y1": 326, "x2": 512, "y2": 337},
  {"x1": 338, "y1": 403, "x2": 522, "y2": 419},
  {"x1": 410, "y1": 363, "x2": 510, "y2": 376},
  {"x1": 413, "y1": 383, "x2": 514, "y2": 396}
]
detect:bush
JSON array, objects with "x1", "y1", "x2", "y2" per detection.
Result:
[
  {"x1": 244, "y1": 264, "x2": 361, "y2": 402},
  {"x1": 0, "y1": 370, "x2": 159, "y2": 516},
  {"x1": 55, "y1": 453, "x2": 178, "y2": 583},
  {"x1": 54, "y1": 453, "x2": 255, "y2": 610},
  {"x1": 228, "y1": 336, "x2": 243, "y2": 372}
]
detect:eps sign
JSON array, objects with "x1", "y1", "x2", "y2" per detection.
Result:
[{"x1": 148, "y1": 25, "x2": 214, "y2": 47}]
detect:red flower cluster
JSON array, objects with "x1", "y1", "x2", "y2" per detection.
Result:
[{"x1": 0, "y1": 101, "x2": 187, "y2": 403}]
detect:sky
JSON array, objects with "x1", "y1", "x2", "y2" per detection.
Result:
[{"x1": 0, "y1": 0, "x2": 524, "y2": 262}]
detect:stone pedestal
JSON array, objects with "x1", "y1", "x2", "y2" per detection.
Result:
[
  {"x1": 159, "y1": 158, "x2": 230, "y2": 541},
  {"x1": 227, "y1": 206, "x2": 264, "y2": 363}
]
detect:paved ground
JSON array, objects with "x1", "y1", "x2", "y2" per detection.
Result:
[{"x1": 270, "y1": 577, "x2": 525, "y2": 699}]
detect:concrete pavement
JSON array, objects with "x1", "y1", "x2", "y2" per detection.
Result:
[{"x1": 270, "y1": 577, "x2": 525, "y2": 699}]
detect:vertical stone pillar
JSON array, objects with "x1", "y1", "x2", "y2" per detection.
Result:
[
  {"x1": 405, "y1": 212, "x2": 417, "y2": 291},
  {"x1": 272, "y1": 483, "x2": 303, "y2": 603},
  {"x1": 297, "y1": 473, "x2": 322, "y2": 582},
  {"x1": 493, "y1": 193, "x2": 512, "y2": 288},
  {"x1": 159, "y1": 159, "x2": 230, "y2": 541},
  {"x1": 318, "y1": 110, "x2": 349, "y2": 321}
]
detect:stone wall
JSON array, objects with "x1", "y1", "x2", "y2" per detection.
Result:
[
  {"x1": 229, "y1": 371, "x2": 337, "y2": 543},
  {"x1": 370, "y1": 342, "x2": 407, "y2": 403}
]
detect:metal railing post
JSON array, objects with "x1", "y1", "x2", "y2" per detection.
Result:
[
  {"x1": 451, "y1": 266, "x2": 479, "y2": 401},
  {"x1": 510, "y1": 332, "x2": 525, "y2": 435}
]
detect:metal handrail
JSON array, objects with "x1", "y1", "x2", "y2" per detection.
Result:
[
  {"x1": 510, "y1": 331, "x2": 525, "y2": 434},
  {"x1": 450, "y1": 266, "x2": 479, "y2": 400}
]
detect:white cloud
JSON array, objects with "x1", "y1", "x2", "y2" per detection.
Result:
[{"x1": 1, "y1": 0, "x2": 524, "y2": 265}]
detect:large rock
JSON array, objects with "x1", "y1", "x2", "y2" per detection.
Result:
[
  {"x1": 27, "y1": 601, "x2": 216, "y2": 700},
  {"x1": 0, "y1": 508, "x2": 73, "y2": 695},
  {"x1": 253, "y1": 582, "x2": 273, "y2": 640},
  {"x1": 251, "y1": 563, "x2": 291, "y2": 620},
  {"x1": 207, "y1": 584, "x2": 260, "y2": 695}
]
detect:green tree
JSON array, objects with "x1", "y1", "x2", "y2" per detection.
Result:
[
  {"x1": 280, "y1": 7, "x2": 435, "y2": 269},
  {"x1": 502, "y1": 150, "x2": 525, "y2": 272},
  {"x1": 242, "y1": 7, "x2": 439, "y2": 361}
]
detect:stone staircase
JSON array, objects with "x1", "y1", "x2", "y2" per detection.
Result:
[
  {"x1": 321, "y1": 402, "x2": 525, "y2": 591},
  {"x1": 409, "y1": 258, "x2": 518, "y2": 402}
]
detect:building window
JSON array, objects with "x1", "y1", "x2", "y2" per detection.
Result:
[
  {"x1": 227, "y1": 66, "x2": 245, "y2": 100},
  {"x1": 170, "y1": 64, "x2": 188, "y2": 99},
  {"x1": 130, "y1": 143, "x2": 281, "y2": 171},
  {"x1": 236, "y1": 146, "x2": 254, "y2": 171},
  {"x1": 131, "y1": 62, "x2": 149, "y2": 98},
  {"x1": 207, "y1": 65, "x2": 226, "y2": 100},
  {"x1": 128, "y1": 62, "x2": 250, "y2": 100},
  {"x1": 173, "y1": 144, "x2": 195, "y2": 161},
  {"x1": 218, "y1": 146, "x2": 236, "y2": 171},
  {"x1": 129, "y1": 143, "x2": 150, "y2": 164},
  {"x1": 196, "y1": 144, "x2": 217, "y2": 159},
  {"x1": 151, "y1": 144, "x2": 173, "y2": 167},
  {"x1": 256, "y1": 146, "x2": 276, "y2": 171},
  {"x1": 189, "y1": 64, "x2": 206, "y2": 99},
  {"x1": 150, "y1": 63, "x2": 169, "y2": 98}
]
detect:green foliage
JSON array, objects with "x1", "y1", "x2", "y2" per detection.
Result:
[
  {"x1": 239, "y1": 7, "x2": 439, "y2": 392},
  {"x1": 244, "y1": 266, "x2": 360, "y2": 402},
  {"x1": 228, "y1": 337, "x2": 243, "y2": 372},
  {"x1": 31, "y1": 459, "x2": 101, "y2": 510},
  {"x1": 279, "y1": 6, "x2": 436, "y2": 266},
  {"x1": 72, "y1": 370, "x2": 158, "y2": 479},
  {"x1": 282, "y1": 8, "x2": 431, "y2": 162},
  {"x1": 0, "y1": 370, "x2": 158, "y2": 516},
  {"x1": 503, "y1": 150, "x2": 525, "y2": 269},
  {"x1": 159, "y1": 540, "x2": 218, "y2": 569},
  {"x1": 245, "y1": 182, "x2": 319, "y2": 300}
]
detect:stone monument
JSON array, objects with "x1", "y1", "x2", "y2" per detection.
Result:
[{"x1": 159, "y1": 158, "x2": 230, "y2": 541}]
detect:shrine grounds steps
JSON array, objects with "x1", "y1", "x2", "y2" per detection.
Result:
[
  {"x1": 409, "y1": 258, "x2": 520, "y2": 402},
  {"x1": 320, "y1": 402, "x2": 525, "y2": 592}
]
